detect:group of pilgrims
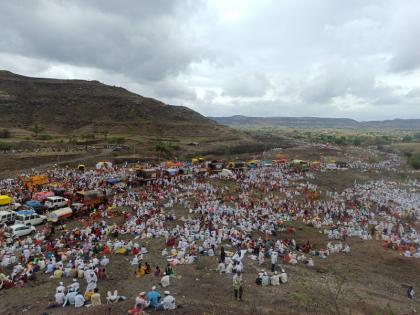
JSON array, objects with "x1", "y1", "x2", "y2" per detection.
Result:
[{"x1": 0, "y1": 154, "x2": 418, "y2": 312}]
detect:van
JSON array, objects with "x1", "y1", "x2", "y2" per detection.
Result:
[
  {"x1": 0, "y1": 211, "x2": 16, "y2": 225},
  {"x1": 44, "y1": 196, "x2": 69, "y2": 210},
  {"x1": 5, "y1": 224, "x2": 36, "y2": 238},
  {"x1": 47, "y1": 207, "x2": 73, "y2": 223},
  {"x1": 15, "y1": 210, "x2": 47, "y2": 226}
]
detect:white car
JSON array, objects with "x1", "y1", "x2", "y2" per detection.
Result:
[
  {"x1": 15, "y1": 210, "x2": 47, "y2": 226},
  {"x1": 44, "y1": 196, "x2": 69, "y2": 210},
  {"x1": 5, "y1": 224, "x2": 36, "y2": 238},
  {"x1": 0, "y1": 210, "x2": 16, "y2": 225}
]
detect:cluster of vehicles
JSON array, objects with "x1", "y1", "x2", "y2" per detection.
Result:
[{"x1": 0, "y1": 188, "x2": 106, "y2": 238}]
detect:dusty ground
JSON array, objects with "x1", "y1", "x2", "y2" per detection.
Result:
[{"x1": 1, "y1": 145, "x2": 419, "y2": 315}]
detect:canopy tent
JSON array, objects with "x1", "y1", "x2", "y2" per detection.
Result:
[
  {"x1": 0, "y1": 195, "x2": 13, "y2": 206},
  {"x1": 33, "y1": 191, "x2": 54, "y2": 202},
  {"x1": 25, "y1": 200, "x2": 42, "y2": 208},
  {"x1": 96, "y1": 161, "x2": 113, "y2": 170},
  {"x1": 16, "y1": 209, "x2": 36, "y2": 216},
  {"x1": 106, "y1": 178, "x2": 122, "y2": 185}
]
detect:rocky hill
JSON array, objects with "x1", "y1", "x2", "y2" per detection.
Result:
[
  {"x1": 0, "y1": 70, "x2": 230, "y2": 137},
  {"x1": 213, "y1": 115, "x2": 420, "y2": 130}
]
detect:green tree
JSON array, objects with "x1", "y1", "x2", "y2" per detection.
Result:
[
  {"x1": 101, "y1": 129, "x2": 109, "y2": 140},
  {"x1": 155, "y1": 141, "x2": 178, "y2": 160},
  {"x1": 31, "y1": 124, "x2": 45, "y2": 137},
  {"x1": 402, "y1": 135, "x2": 413, "y2": 143}
]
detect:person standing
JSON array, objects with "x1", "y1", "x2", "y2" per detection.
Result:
[
  {"x1": 407, "y1": 286, "x2": 415, "y2": 300},
  {"x1": 271, "y1": 251, "x2": 278, "y2": 272},
  {"x1": 233, "y1": 271, "x2": 243, "y2": 301},
  {"x1": 220, "y1": 246, "x2": 226, "y2": 263}
]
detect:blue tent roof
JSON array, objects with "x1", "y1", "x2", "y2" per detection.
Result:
[
  {"x1": 106, "y1": 178, "x2": 121, "y2": 185},
  {"x1": 16, "y1": 209, "x2": 36, "y2": 216},
  {"x1": 26, "y1": 200, "x2": 41, "y2": 207}
]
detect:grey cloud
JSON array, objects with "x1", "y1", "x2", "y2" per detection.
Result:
[
  {"x1": 152, "y1": 80, "x2": 197, "y2": 102},
  {"x1": 222, "y1": 73, "x2": 271, "y2": 98},
  {"x1": 0, "y1": 1, "x2": 209, "y2": 82},
  {"x1": 0, "y1": 0, "x2": 419, "y2": 120}
]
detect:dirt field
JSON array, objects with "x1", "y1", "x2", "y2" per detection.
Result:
[{"x1": 1, "y1": 144, "x2": 419, "y2": 315}]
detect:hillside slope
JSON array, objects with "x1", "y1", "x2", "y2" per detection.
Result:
[
  {"x1": 0, "y1": 70, "x2": 229, "y2": 137},
  {"x1": 213, "y1": 115, "x2": 420, "y2": 130}
]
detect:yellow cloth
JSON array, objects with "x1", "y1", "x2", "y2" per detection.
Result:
[{"x1": 91, "y1": 293, "x2": 101, "y2": 306}]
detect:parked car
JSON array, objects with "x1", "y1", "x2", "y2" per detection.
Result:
[
  {"x1": 44, "y1": 196, "x2": 69, "y2": 210},
  {"x1": 0, "y1": 210, "x2": 16, "y2": 225},
  {"x1": 23, "y1": 200, "x2": 49, "y2": 214},
  {"x1": 5, "y1": 224, "x2": 36, "y2": 238},
  {"x1": 15, "y1": 210, "x2": 47, "y2": 226},
  {"x1": 47, "y1": 207, "x2": 73, "y2": 223}
]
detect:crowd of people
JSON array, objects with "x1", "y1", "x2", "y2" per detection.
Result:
[{"x1": 0, "y1": 154, "x2": 418, "y2": 312}]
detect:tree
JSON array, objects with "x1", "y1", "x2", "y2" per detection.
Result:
[
  {"x1": 155, "y1": 141, "x2": 178, "y2": 160},
  {"x1": 31, "y1": 124, "x2": 45, "y2": 137},
  {"x1": 101, "y1": 129, "x2": 109, "y2": 140},
  {"x1": 402, "y1": 135, "x2": 413, "y2": 143},
  {"x1": 352, "y1": 137, "x2": 361, "y2": 146}
]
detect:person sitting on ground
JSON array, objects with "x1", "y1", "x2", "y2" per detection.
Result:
[
  {"x1": 255, "y1": 271, "x2": 263, "y2": 286},
  {"x1": 165, "y1": 264, "x2": 174, "y2": 276},
  {"x1": 279, "y1": 268, "x2": 288, "y2": 284},
  {"x1": 157, "y1": 291, "x2": 176, "y2": 310},
  {"x1": 144, "y1": 262, "x2": 151, "y2": 274},
  {"x1": 135, "y1": 291, "x2": 150, "y2": 309},
  {"x1": 135, "y1": 263, "x2": 146, "y2": 278},
  {"x1": 55, "y1": 288, "x2": 66, "y2": 306},
  {"x1": 74, "y1": 291, "x2": 85, "y2": 308},
  {"x1": 261, "y1": 272, "x2": 270, "y2": 286},
  {"x1": 271, "y1": 271, "x2": 280, "y2": 286},
  {"x1": 63, "y1": 287, "x2": 77, "y2": 307},
  {"x1": 217, "y1": 260, "x2": 226, "y2": 273},
  {"x1": 160, "y1": 272, "x2": 170, "y2": 287},
  {"x1": 56, "y1": 281, "x2": 66, "y2": 294},
  {"x1": 154, "y1": 266, "x2": 162, "y2": 278},
  {"x1": 146, "y1": 286, "x2": 161, "y2": 308},
  {"x1": 91, "y1": 288, "x2": 101, "y2": 306},
  {"x1": 106, "y1": 290, "x2": 127, "y2": 304}
]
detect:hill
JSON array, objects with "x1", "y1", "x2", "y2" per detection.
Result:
[
  {"x1": 0, "y1": 70, "x2": 230, "y2": 137},
  {"x1": 213, "y1": 115, "x2": 420, "y2": 130}
]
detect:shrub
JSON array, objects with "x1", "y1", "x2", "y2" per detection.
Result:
[
  {"x1": 0, "y1": 141, "x2": 13, "y2": 150},
  {"x1": 409, "y1": 154, "x2": 420, "y2": 170},
  {"x1": 402, "y1": 135, "x2": 413, "y2": 143},
  {"x1": 37, "y1": 134, "x2": 53, "y2": 140},
  {"x1": 107, "y1": 137, "x2": 126, "y2": 144}
]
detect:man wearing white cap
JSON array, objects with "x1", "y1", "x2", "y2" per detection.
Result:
[
  {"x1": 160, "y1": 272, "x2": 170, "y2": 287},
  {"x1": 68, "y1": 278, "x2": 80, "y2": 292},
  {"x1": 135, "y1": 291, "x2": 150, "y2": 309},
  {"x1": 271, "y1": 271, "x2": 280, "y2": 286},
  {"x1": 56, "y1": 281, "x2": 66, "y2": 294},
  {"x1": 160, "y1": 291, "x2": 176, "y2": 310},
  {"x1": 146, "y1": 286, "x2": 161, "y2": 308},
  {"x1": 55, "y1": 288, "x2": 65, "y2": 305}
]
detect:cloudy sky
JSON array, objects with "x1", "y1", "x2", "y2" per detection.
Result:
[{"x1": 1, "y1": 0, "x2": 419, "y2": 120}]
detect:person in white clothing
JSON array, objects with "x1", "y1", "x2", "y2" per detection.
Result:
[
  {"x1": 55, "y1": 289, "x2": 66, "y2": 305},
  {"x1": 160, "y1": 273, "x2": 170, "y2": 287},
  {"x1": 280, "y1": 269, "x2": 288, "y2": 284},
  {"x1": 160, "y1": 291, "x2": 176, "y2": 310},
  {"x1": 271, "y1": 271, "x2": 280, "y2": 286},
  {"x1": 74, "y1": 292, "x2": 85, "y2": 308}
]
